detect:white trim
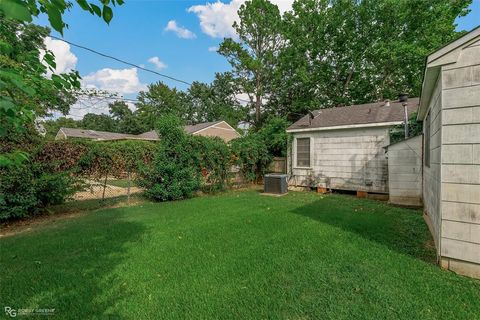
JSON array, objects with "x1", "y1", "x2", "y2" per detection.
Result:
[
  {"x1": 293, "y1": 136, "x2": 313, "y2": 169},
  {"x1": 286, "y1": 121, "x2": 402, "y2": 133},
  {"x1": 192, "y1": 121, "x2": 240, "y2": 137}
]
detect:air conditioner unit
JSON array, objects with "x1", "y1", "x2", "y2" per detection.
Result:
[{"x1": 264, "y1": 174, "x2": 288, "y2": 194}]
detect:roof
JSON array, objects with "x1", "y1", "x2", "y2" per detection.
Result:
[
  {"x1": 184, "y1": 121, "x2": 223, "y2": 134},
  {"x1": 287, "y1": 98, "x2": 419, "y2": 132},
  {"x1": 58, "y1": 128, "x2": 139, "y2": 140},
  {"x1": 57, "y1": 121, "x2": 237, "y2": 141},
  {"x1": 418, "y1": 27, "x2": 480, "y2": 120}
]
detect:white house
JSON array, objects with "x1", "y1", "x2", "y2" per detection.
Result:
[
  {"x1": 417, "y1": 27, "x2": 480, "y2": 278},
  {"x1": 286, "y1": 98, "x2": 418, "y2": 195}
]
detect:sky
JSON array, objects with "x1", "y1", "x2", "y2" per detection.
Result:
[{"x1": 36, "y1": 0, "x2": 480, "y2": 119}]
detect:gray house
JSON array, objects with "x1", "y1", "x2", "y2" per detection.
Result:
[
  {"x1": 418, "y1": 27, "x2": 480, "y2": 278},
  {"x1": 286, "y1": 99, "x2": 418, "y2": 194}
]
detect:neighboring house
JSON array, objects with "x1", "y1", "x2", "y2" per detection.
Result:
[
  {"x1": 286, "y1": 99, "x2": 418, "y2": 194},
  {"x1": 55, "y1": 121, "x2": 240, "y2": 143},
  {"x1": 138, "y1": 121, "x2": 241, "y2": 142},
  {"x1": 417, "y1": 27, "x2": 480, "y2": 278}
]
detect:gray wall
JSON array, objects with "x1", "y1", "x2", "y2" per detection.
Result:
[
  {"x1": 422, "y1": 36, "x2": 480, "y2": 278},
  {"x1": 289, "y1": 127, "x2": 390, "y2": 193},
  {"x1": 423, "y1": 75, "x2": 443, "y2": 250},
  {"x1": 387, "y1": 135, "x2": 423, "y2": 206},
  {"x1": 438, "y1": 40, "x2": 480, "y2": 274}
]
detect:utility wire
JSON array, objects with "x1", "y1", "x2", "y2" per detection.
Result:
[{"x1": 50, "y1": 36, "x2": 252, "y2": 104}]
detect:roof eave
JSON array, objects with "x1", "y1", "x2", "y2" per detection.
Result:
[{"x1": 286, "y1": 121, "x2": 404, "y2": 133}]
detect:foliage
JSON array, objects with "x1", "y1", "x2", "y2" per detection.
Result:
[
  {"x1": 256, "y1": 116, "x2": 290, "y2": 157},
  {"x1": 218, "y1": 0, "x2": 283, "y2": 127},
  {"x1": 137, "y1": 114, "x2": 201, "y2": 201},
  {"x1": 0, "y1": 162, "x2": 80, "y2": 220},
  {"x1": 137, "y1": 114, "x2": 232, "y2": 201},
  {"x1": 271, "y1": 0, "x2": 471, "y2": 120},
  {"x1": 390, "y1": 111, "x2": 423, "y2": 144},
  {"x1": 0, "y1": 0, "x2": 123, "y2": 164},
  {"x1": 230, "y1": 133, "x2": 271, "y2": 183}
]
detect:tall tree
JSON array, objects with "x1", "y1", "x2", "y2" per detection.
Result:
[
  {"x1": 135, "y1": 82, "x2": 189, "y2": 131},
  {"x1": 218, "y1": 0, "x2": 283, "y2": 127},
  {"x1": 271, "y1": 0, "x2": 472, "y2": 120}
]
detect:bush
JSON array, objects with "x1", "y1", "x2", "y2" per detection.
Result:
[
  {"x1": 138, "y1": 114, "x2": 231, "y2": 201},
  {"x1": 0, "y1": 163, "x2": 80, "y2": 220},
  {"x1": 230, "y1": 134, "x2": 272, "y2": 183}
]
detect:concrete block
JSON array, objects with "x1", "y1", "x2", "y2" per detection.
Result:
[
  {"x1": 443, "y1": 67, "x2": 472, "y2": 89},
  {"x1": 441, "y1": 237, "x2": 480, "y2": 264},
  {"x1": 443, "y1": 85, "x2": 480, "y2": 109},
  {"x1": 442, "y1": 145, "x2": 473, "y2": 164},
  {"x1": 442, "y1": 183, "x2": 480, "y2": 204},
  {"x1": 443, "y1": 124, "x2": 480, "y2": 144},
  {"x1": 442, "y1": 164, "x2": 480, "y2": 184},
  {"x1": 443, "y1": 107, "x2": 473, "y2": 125},
  {"x1": 442, "y1": 201, "x2": 480, "y2": 224}
]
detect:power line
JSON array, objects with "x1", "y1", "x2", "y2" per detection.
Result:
[
  {"x1": 49, "y1": 35, "x2": 252, "y2": 104},
  {"x1": 50, "y1": 35, "x2": 192, "y2": 86}
]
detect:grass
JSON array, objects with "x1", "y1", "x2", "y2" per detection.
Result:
[{"x1": 0, "y1": 190, "x2": 479, "y2": 319}]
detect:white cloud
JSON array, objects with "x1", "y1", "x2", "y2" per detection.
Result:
[
  {"x1": 42, "y1": 36, "x2": 78, "y2": 75},
  {"x1": 81, "y1": 67, "x2": 147, "y2": 95},
  {"x1": 208, "y1": 46, "x2": 219, "y2": 52},
  {"x1": 164, "y1": 20, "x2": 197, "y2": 39},
  {"x1": 188, "y1": 0, "x2": 293, "y2": 39},
  {"x1": 148, "y1": 56, "x2": 167, "y2": 70}
]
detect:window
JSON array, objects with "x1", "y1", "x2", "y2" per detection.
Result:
[
  {"x1": 425, "y1": 111, "x2": 431, "y2": 167},
  {"x1": 296, "y1": 138, "x2": 311, "y2": 167}
]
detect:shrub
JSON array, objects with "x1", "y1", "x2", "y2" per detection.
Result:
[
  {"x1": 138, "y1": 114, "x2": 231, "y2": 201},
  {"x1": 0, "y1": 163, "x2": 80, "y2": 220},
  {"x1": 230, "y1": 134, "x2": 272, "y2": 183}
]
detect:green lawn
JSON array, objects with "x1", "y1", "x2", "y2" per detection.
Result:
[{"x1": 1, "y1": 190, "x2": 479, "y2": 319}]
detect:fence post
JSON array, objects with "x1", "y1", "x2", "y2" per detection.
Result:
[
  {"x1": 102, "y1": 173, "x2": 108, "y2": 201},
  {"x1": 127, "y1": 170, "x2": 131, "y2": 203}
]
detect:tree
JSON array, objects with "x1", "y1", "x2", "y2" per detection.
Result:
[
  {"x1": 135, "y1": 82, "x2": 189, "y2": 131},
  {"x1": 1, "y1": 0, "x2": 123, "y2": 165},
  {"x1": 81, "y1": 113, "x2": 117, "y2": 132},
  {"x1": 186, "y1": 73, "x2": 248, "y2": 127},
  {"x1": 109, "y1": 100, "x2": 143, "y2": 134},
  {"x1": 218, "y1": 0, "x2": 283, "y2": 127},
  {"x1": 272, "y1": 0, "x2": 472, "y2": 120},
  {"x1": 43, "y1": 117, "x2": 81, "y2": 139}
]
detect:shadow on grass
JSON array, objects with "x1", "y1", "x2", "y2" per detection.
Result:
[
  {"x1": 0, "y1": 210, "x2": 145, "y2": 319},
  {"x1": 292, "y1": 195, "x2": 437, "y2": 263}
]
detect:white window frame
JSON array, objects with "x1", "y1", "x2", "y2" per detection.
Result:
[{"x1": 293, "y1": 136, "x2": 313, "y2": 169}]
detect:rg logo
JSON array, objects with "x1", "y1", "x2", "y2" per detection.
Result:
[{"x1": 4, "y1": 307, "x2": 16, "y2": 318}]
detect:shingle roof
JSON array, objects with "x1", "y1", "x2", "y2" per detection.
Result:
[
  {"x1": 184, "y1": 121, "x2": 223, "y2": 134},
  {"x1": 59, "y1": 128, "x2": 139, "y2": 140},
  {"x1": 287, "y1": 98, "x2": 419, "y2": 131},
  {"x1": 58, "y1": 121, "x2": 228, "y2": 141}
]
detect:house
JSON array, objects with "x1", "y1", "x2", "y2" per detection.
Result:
[
  {"x1": 137, "y1": 121, "x2": 241, "y2": 142},
  {"x1": 286, "y1": 98, "x2": 418, "y2": 194},
  {"x1": 417, "y1": 27, "x2": 480, "y2": 278},
  {"x1": 56, "y1": 120, "x2": 240, "y2": 143}
]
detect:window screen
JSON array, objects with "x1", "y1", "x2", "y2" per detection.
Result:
[
  {"x1": 296, "y1": 138, "x2": 311, "y2": 167},
  {"x1": 425, "y1": 112, "x2": 431, "y2": 168}
]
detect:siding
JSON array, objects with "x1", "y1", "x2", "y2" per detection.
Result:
[
  {"x1": 387, "y1": 135, "x2": 423, "y2": 206},
  {"x1": 193, "y1": 122, "x2": 240, "y2": 142},
  {"x1": 440, "y1": 41, "x2": 480, "y2": 265},
  {"x1": 290, "y1": 127, "x2": 390, "y2": 193},
  {"x1": 423, "y1": 75, "x2": 443, "y2": 251}
]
